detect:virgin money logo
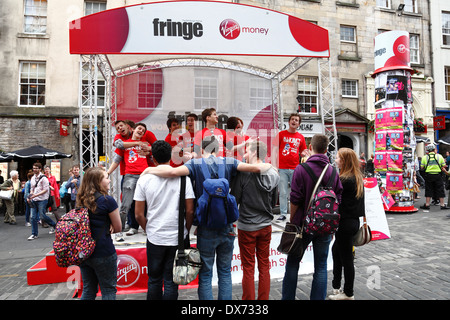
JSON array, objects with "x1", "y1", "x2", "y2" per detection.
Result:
[
  {"x1": 117, "y1": 254, "x2": 140, "y2": 288},
  {"x1": 397, "y1": 44, "x2": 407, "y2": 54},
  {"x1": 219, "y1": 19, "x2": 240, "y2": 40}
]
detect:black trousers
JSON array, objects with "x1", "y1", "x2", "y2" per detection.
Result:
[{"x1": 332, "y1": 217, "x2": 360, "y2": 297}]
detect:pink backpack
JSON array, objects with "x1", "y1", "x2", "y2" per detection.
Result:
[
  {"x1": 302, "y1": 163, "x2": 340, "y2": 236},
  {"x1": 53, "y1": 207, "x2": 96, "y2": 268}
]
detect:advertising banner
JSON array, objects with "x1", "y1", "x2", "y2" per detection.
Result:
[
  {"x1": 373, "y1": 30, "x2": 412, "y2": 75},
  {"x1": 363, "y1": 178, "x2": 391, "y2": 240},
  {"x1": 69, "y1": 1, "x2": 329, "y2": 57}
]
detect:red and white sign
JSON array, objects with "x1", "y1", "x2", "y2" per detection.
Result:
[
  {"x1": 373, "y1": 30, "x2": 412, "y2": 75},
  {"x1": 434, "y1": 116, "x2": 446, "y2": 130},
  {"x1": 69, "y1": 1, "x2": 329, "y2": 57},
  {"x1": 364, "y1": 178, "x2": 391, "y2": 240}
]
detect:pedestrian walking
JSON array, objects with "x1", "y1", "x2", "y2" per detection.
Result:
[{"x1": 0, "y1": 170, "x2": 20, "y2": 225}]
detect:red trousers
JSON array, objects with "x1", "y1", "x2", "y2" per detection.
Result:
[{"x1": 237, "y1": 225, "x2": 272, "y2": 300}]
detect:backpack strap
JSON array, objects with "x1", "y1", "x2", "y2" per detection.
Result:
[
  {"x1": 200, "y1": 158, "x2": 211, "y2": 180},
  {"x1": 200, "y1": 157, "x2": 225, "y2": 179},
  {"x1": 302, "y1": 163, "x2": 329, "y2": 212}
]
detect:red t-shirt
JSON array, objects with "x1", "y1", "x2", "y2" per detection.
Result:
[
  {"x1": 181, "y1": 130, "x2": 195, "y2": 153},
  {"x1": 193, "y1": 127, "x2": 227, "y2": 157},
  {"x1": 115, "y1": 139, "x2": 150, "y2": 175},
  {"x1": 165, "y1": 132, "x2": 183, "y2": 167},
  {"x1": 113, "y1": 130, "x2": 157, "y2": 174},
  {"x1": 272, "y1": 130, "x2": 307, "y2": 169},
  {"x1": 225, "y1": 132, "x2": 250, "y2": 161}
]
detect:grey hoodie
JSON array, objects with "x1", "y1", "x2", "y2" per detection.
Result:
[{"x1": 231, "y1": 167, "x2": 280, "y2": 231}]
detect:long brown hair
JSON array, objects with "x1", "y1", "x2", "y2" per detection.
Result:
[
  {"x1": 76, "y1": 167, "x2": 108, "y2": 213},
  {"x1": 337, "y1": 148, "x2": 364, "y2": 199}
]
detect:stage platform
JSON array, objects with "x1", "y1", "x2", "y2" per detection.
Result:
[{"x1": 26, "y1": 218, "x2": 289, "y2": 296}]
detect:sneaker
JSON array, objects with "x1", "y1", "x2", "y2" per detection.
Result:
[
  {"x1": 115, "y1": 232, "x2": 125, "y2": 242},
  {"x1": 25, "y1": 222, "x2": 31, "y2": 227},
  {"x1": 420, "y1": 204, "x2": 430, "y2": 210},
  {"x1": 27, "y1": 235, "x2": 38, "y2": 241},
  {"x1": 441, "y1": 206, "x2": 450, "y2": 210},
  {"x1": 277, "y1": 215, "x2": 286, "y2": 221},
  {"x1": 49, "y1": 227, "x2": 55, "y2": 234},
  {"x1": 125, "y1": 228, "x2": 138, "y2": 236},
  {"x1": 123, "y1": 223, "x2": 130, "y2": 232},
  {"x1": 328, "y1": 292, "x2": 354, "y2": 300}
]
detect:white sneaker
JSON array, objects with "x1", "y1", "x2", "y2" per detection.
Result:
[
  {"x1": 115, "y1": 232, "x2": 124, "y2": 242},
  {"x1": 25, "y1": 222, "x2": 31, "y2": 227},
  {"x1": 126, "y1": 228, "x2": 138, "y2": 236},
  {"x1": 49, "y1": 227, "x2": 55, "y2": 234},
  {"x1": 28, "y1": 235, "x2": 38, "y2": 241},
  {"x1": 328, "y1": 292, "x2": 354, "y2": 300}
]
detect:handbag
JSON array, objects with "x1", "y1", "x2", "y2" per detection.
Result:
[
  {"x1": 0, "y1": 189, "x2": 13, "y2": 200},
  {"x1": 353, "y1": 216, "x2": 372, "y2": 246},
  {"x1": 173, "y1": 176, "x2": 203, "y2": 285},
  {"x1": 277, "y1": 223, "x2": 304, "y2": 257}
]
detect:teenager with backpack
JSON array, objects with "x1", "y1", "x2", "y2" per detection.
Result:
[
  {"x1": 76, "y1": 167, "x2": 122, "y2": 300},
  {"x1": 281, "y1": 134, "x2": 343, "y2": 300},
  {"x1": 141, "y1": 136, "x2": 271, "y2": 300},
  {"x1": 328, "y1": 148, "x2": 365, "y2": 300}
]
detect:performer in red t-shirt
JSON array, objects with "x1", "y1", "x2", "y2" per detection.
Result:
[
  {"x1": 271, "y1": 114, "x2": 308, "y2": 221},
  {"x1": 165, "y1": 118, "x2": 184, "y2": 167},
  {"x1": 193, "y1": 108, "x2": 227, "y2": 157},
  {"x1": 181, "y1": 113, "x2": 199, "y2": 160},
  {"x1": 225, "y1": 116, "x2": 251, "y2": 161}
]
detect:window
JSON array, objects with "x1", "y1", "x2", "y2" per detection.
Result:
[
  {"x1": 443, "y1": 12, "x2": 450, "y2": 46},
  {"x1": 340, "y1": 26, "x2": 356, "y2": 43},
  {"x1": 194, "y1": 69, "x2": 218, "y2": 110},
  {"x1": 19, "y1": 61, "x2": 46, "y2": 106},
  {"x1": 297, "y1": 76, "x2": 318, "y2": 114},
  {"x1": 404, "y1": 0, "x2": 418, "y2": 13},
  {"x1": 410, "y1": 34, "x2": 420, "y2": 64},
  {"x1": 249, "y1": 78, "x2": 272, "y2": 111},
  {"x1": 445, "y1": 67, "x2": 450, "y2": 102},
  {"x1": 376, "y1": 0, "x2": 390, "y2": 9},
  {"x1": 342, "y1": 80, "x2": 358, "y2": 98},
  {"x1": 85, "y1": 1, "x2": 107, "y2": 16},
  {"x1": 138, "y1": 70, "x2": 163, "y2": 109},
  {"x1": 23, "y1": 0, "x2": 47, "y2": 34}
]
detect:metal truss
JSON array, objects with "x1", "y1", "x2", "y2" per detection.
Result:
[
  {"x1": 79, "y1": 55, "x2": 337, "y2": 188},
  {"x1": 318, "y1": 58, "x2": 338, "y2": 162}
]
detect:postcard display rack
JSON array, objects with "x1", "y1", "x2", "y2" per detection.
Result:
[{"x1": 373, "y1": 31, "x2": 418, "y2": 213}]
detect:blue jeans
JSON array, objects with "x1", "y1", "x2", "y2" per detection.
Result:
[
  {"x1": 196, "y1": 224, "x2": 235, "y2": 300},
  {"x1": 30, "y1": 199, "x2": 55, "y2": 236},
  {"x1": 279, "y1": 169, "x2": 294, "y2": 216},
  {"x1": 80, "y1": 253, "x2": 117, "y2": 300},
  {"x1": 281, "y1": 233, "x2": 332, "y2": 300},
  {"x1": 146, "y1": 240, "x2": 187, "y2": 300}
]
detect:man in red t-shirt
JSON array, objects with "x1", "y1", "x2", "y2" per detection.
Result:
[
  {"x1": 108, "y1": 122, "x2": 152, "y2": 239},
  {"x1": 193, "y1": 108, "x2": 227, "y2": 157},
  {"x1": 272, "y1": 114, "x2": 308, "y2": 221},
  {"x1": 181, "y1": 113, "x2": 198, "y2": 160},
  {"x1": 225, "y1": 116, "x2": 251, "y2": 161},
  {"x1": 165, "y1": 118, "x2": 184, "y2": 167}
]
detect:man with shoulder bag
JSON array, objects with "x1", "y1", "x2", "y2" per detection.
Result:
[{"x1": 281, "y1": 134, "x2": 343, "y2": 300}]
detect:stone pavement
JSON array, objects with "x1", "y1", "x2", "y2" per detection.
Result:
[{"x1": 1, "y1": 191, "x2": 450, "y2": 301}]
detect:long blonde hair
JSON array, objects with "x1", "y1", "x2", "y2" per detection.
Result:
[
  {"x1": 337, "y1": 148, "x2": 364, "y2": 199},
  {"x1": 76, "y1": 167, "x2": 108, "y2": 213}
]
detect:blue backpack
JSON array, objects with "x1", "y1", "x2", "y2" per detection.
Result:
[{"x1": 194, "y1": 158, "x2": 239, "y2": 229}]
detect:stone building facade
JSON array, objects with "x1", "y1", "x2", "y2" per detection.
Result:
[{"x1": 0, "y1": 0, "x2": 436, "y2": 181}]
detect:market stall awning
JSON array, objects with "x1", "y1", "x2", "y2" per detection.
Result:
[{"x1": 0, "y1": 145, "x2": 72, "y2": 162}]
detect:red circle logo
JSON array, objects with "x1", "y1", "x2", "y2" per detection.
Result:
[
  {"x1": 219, "y1": 19, "x2": 240, "y2": 40},
  {"x1": 116, "y1": 254, "x2": 140, "y2": 288}
]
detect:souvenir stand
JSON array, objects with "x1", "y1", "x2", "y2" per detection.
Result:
[{"x1": 373, "y1": 31, "x2": 418, "y2": 213}]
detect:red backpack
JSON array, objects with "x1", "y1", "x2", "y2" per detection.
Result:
[{"x1": 302, "y1": 163, "x2": 340, "y2": 236}]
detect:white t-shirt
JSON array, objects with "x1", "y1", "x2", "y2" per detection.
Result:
[{"x1": 134, "y1": 166, "x2": 195, "y2": 246}]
